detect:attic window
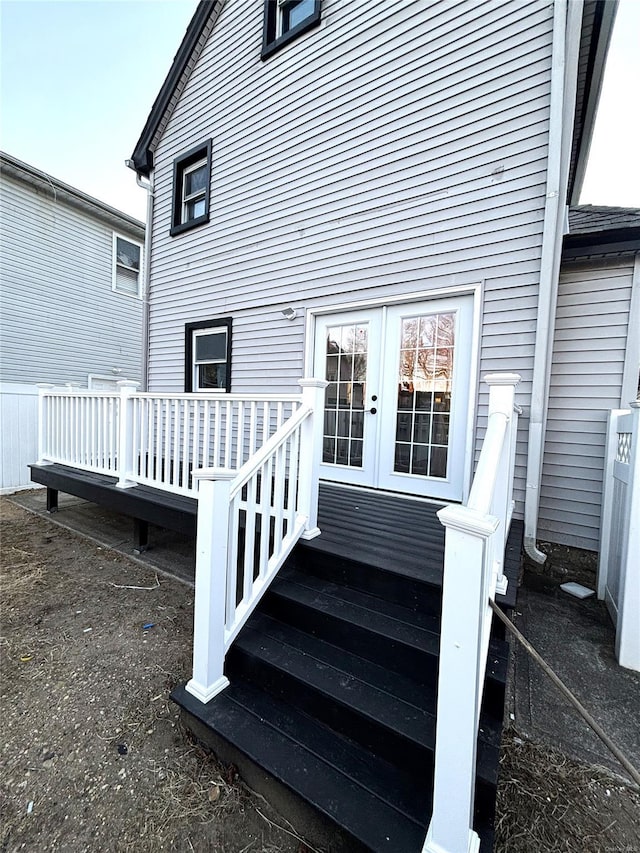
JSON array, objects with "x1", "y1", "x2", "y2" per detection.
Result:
[
  {"x1": 170, "y1": 140, "x2": 212, "y2": 236},
  {"x1": 112, "y1": 234, "x2": 142, "y2": 297},
  {"x1": 262, "y1": 0, "x2": 322, "y2": 60}
]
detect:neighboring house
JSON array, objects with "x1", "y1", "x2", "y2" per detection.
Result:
[
  {"x1": 0, "y1": 152, "x2": 145, "y2": 493},
  {"x1": 540, "y1": 206, "x2": 640, "y2": 552},
  {"x1": 29, "y1": 2, "x2": 639, "y2": 851}
]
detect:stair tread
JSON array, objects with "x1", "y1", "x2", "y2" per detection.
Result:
[
  {"x1": 173, "y1": 682, "x2": 428, "y2": 852},
  {"x1": 232, "y1": 616, "x2": 502, "y2": 785},
  {"x1": 272, "y1": 570, "x2": 441, "y2": 655},
  {"x1": 227, "y1": 680, "x2": 431, "y2": 823},
  {"x1": 271, "y1": 569, "x2": 509, "y2": 683},
  {"x1": 280, "y1": 566, "x2": 442, "y2": 633},
  {"x1": 297, "y1": 532, "x2": 445, "y2": 583},
  {"x1": 250, "y1": 611, "x2": 438, "y2": 709}
]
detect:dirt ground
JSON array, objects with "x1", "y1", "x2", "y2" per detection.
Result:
[{"x1": 1, "y1": 498, "x2": 639, "y2": 852}]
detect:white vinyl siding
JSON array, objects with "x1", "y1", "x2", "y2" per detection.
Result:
[
  {"x1": 0, "y1": 172, "x2": 144, "y2": 386},
  {"x1": 146, "y1": 0, "x2": 557, "y2": 514},
  {"x1": 539, "y1": 260, "x2": 637, "y2": 551}
]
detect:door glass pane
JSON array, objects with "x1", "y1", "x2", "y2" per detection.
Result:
[
  {"x1": 322, "y1": 323, "x2": 368, "y2": 466},
  {"x1": 394, "y1": 311, "x2": 455, "y2": 479}
]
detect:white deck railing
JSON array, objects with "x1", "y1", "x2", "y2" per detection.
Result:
[
  {"x1": 598, "y1": 402, "x2": 640, "y2": 672},
  {"x1": 37, "y1": 385, "x2": 122, "y2": 476},
  {"x1": 424, "y1": 373, "x2": 520, "y2": 853},
  {"x1": 186, "y1": 379, "x2": 327, "y2": 703},
  {"x1": 37, "y1": 382, "x2": 302, "y2": 496}
]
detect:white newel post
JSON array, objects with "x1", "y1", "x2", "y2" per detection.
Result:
[
  {"x1": 297, "y1": 378, "x2": 328, "y2": 540},
  {"x1": 36, "y1": 384, "x2": 55, "y2": 465},
  {"x1": 423, "y1": 506, "x2": 498, "y2": 853},
  {"x1": 484, "y1": 374, "x2": 520, "y2": 594},
  {"x1": 115, "y1": 380, "x2": 139, "y2": 489},
  {"x1": 186, "y1": 470, "x2": 234, "y2": 703}
]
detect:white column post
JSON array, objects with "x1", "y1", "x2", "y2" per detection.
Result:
[
  {"x1": 115, "y1": 380, "x2": 139, "y2": 489},
  {"x1": 484, "y1": 373, "x2": 520, "y2": 595},
  {"x1": 616, "y1": 402, "x2": 640, "y2": 671},
  {"x1": 186, "y1": 470, "x2": 234, "y2": 703},
  {"x1": 36, "y1": 384, "x2": 55, "y2": 465},
  {"x1": 423, "y1": 505, "x2": 498, "y2": 853},
  {"x1": 297, "y1": 378, "x2": 328, "y2": 540}
]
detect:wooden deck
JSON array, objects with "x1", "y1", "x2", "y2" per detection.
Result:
[{"x1": 29, "y1": 463, "x2": 521, "y2": 607}]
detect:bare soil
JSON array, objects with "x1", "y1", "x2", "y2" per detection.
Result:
[
  {"x1": 0, "y1": 499, "x2": 308, "y2": 853},
  {"x1": 1, "y1": 498, "x2": 639, "y2": 852}
]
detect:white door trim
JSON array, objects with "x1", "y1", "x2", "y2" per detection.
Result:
[{"x1": 305, "y1": 283, "x2": 482, "y2": 502}]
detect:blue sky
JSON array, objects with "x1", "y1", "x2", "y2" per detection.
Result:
[
  {"x1": 1, "y1": 0, "x2": 638, "y2": 221},
  {"x1": 1, "y1": 0, "x2": 195, "y2": 221}
]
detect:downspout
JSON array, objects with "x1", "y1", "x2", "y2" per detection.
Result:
[
  {"x1": 523, "y1": 0, "x2": 583, "y2": 563},
  {"x1": 135, "y1": 170, "x2": 154, "y2": 392}
]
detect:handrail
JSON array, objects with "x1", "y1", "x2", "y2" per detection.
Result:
[
  {"x1": 39, "y1": 388, "x2": 302, "y2": 402},
  {"x1": 467, "y1": 411, "x2": 509, "y2": 514},
  {"x1": 132, "y1": 392, "x2": 303, "y2": 403},
  {"x1": 185, "y1": 378, "x2": 327, "y2": 705},
  {"x1": 424, "y1": 372, "x2": 520, "y2": 853}
]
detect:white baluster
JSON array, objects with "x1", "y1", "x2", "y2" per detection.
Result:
[
  {"x1": 258, "y1": 456, "x2": 273, "y2": 578},
  {"x1": 243, "y1": 475, "x2": 257, "y2": 603},
  {"x1": 224, "y1": 400, "x2": 232, "y2": 467}
]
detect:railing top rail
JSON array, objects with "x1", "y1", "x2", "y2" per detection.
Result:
[
  {"x1": 467, "y1": 410, "x2": 509, "y2": 515},
  {"x1": 195, "y1": 404, "x2": 312, "y2": 500},
  {"x1": 130, "y1": 392, "x2": 304, "y2": 403},
  {"x1": 39, "y1": 389, "x2": 304, "y2": 403},
  {"x1": 39, "y1": 389, "x2": 121, "y2": 398}
]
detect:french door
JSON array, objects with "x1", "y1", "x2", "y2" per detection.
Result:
[{"x1": 314, "y1": 296, "x2": 474, "y2": 501}]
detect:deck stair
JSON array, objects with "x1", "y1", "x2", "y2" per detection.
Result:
[{"x1": 173, "y1": 495, "x2": 519, "y2": 853}]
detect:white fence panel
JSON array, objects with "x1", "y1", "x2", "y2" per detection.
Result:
[
  {"x1": 598, "y1": 403, "x2": 640, "y2": 672},
  {"x1": 0, "y1": 383, "x2": 40, "y2": 493}
]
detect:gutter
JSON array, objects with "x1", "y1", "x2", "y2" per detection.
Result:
[
  {"x1": 563, "y1": 226, "x2": 640, "y2": 259},
  {"x1": 127, "y1": 162, "x2": 154, "y2": 392},
  {"x1": 523, "y1": 0, "x2": 583, "y2": 563}
]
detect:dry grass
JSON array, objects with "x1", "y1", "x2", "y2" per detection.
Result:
[
  {"x1": 495, "y1": 731, "x2": 640, "y2": 853},
  {"x1": 1, "y1": 544, "x2": 45, "y2": 598}
]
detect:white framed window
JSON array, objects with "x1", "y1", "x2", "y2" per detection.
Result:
[
  {"x1": 185, "y1": 318, "x2": 232, "y2": 392},
  {"x1": 112, "y1": 233, "x2": 142, "y2": 297},
  {"x1": 171, "y1": 140, "x2": 212, "y2": 236}
]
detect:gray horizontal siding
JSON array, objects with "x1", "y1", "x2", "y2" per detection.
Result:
[
  {"x1": 146, "y1": 0, "x2": 556, "y2": 512},
  {"x1": 539, "y1": 260, "x2": 636, "y2": 551},
  {"x1": 0, "y1": 173, "x2": 144, "y2": 385}
]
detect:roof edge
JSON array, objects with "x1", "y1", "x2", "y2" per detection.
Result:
[
  {"x1": 130, "y1": 0, "x2": 222, "y2": 176},
  {"x1": 569, "y1": 0, "x2": 618, "y2": 205},
  {"x1": 1, "y1": 151, "x2": 144, "y2": 234},
  {"x1": 563, "y1": 226, "x2": 640, "y2": 259}
]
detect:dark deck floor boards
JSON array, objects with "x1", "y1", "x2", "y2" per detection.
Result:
[
  {"x1": 309, "y1": 483, "x2": 522, "y2": 608},
  {"x1": 29, "y1": 464, "x2": 522, "y2": 605}
]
